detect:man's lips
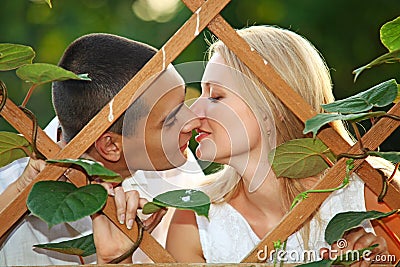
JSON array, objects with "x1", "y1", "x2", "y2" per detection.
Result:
[{"x1": 195, "y1": 132, "x2": 210, "y2": 143}]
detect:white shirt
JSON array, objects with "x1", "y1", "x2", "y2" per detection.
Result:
[
  {"x1": 0, "y1": 117, "x2": 205, "y2": 265},
  {"x1": 196, "y1": 174, "x2": 374, "y2": 263}
]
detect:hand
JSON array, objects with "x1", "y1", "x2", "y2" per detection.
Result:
[
  {"x1": 15, "y1": 158, "x2": 46, "y2": 192},
  {"x1": 320, "y1": 227, "x2": 389, "y2": 267},
  {"x1": 92, "y1": 183, "x2": 167, "y2": 264}
]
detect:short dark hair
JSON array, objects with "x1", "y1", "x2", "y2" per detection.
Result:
[{"x1": 52, "y1": 33, "x2": 156, "y2": 142}]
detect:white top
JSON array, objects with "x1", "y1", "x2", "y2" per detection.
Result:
[
  {"x1": 196, "y1": 174, "x2": 374, "y2": 263},
  {"x1": 0, "y1": 117, "x2": 206, "y2": 265}
]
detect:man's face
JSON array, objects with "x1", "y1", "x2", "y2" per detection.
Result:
[{"x1": 123, "y1": 66, "x2": 199, "y2": 171}]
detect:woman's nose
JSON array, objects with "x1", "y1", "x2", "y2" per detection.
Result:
[
  {"x1": 189, "y1": 97, "x2": 206, "y2": 118},
  {"x1": 180, "y1": 106, "x2": 201, "y2": 133}
]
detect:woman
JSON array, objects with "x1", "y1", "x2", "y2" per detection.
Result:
[{"x1": 166, "y1": 25, "x2": 393, "y2": 265}]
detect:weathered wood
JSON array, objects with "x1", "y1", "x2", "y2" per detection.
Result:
[
  {"x1": 242, "y1": 103, "x2": 400, "y2": 262},
  {"x1": 0, "y1": 0, "x2": 230, "y2": 262},
  {"x1": 182, "y1": 0, "x2": 400, "y2": 262},
  {"x1": 0, "y1": 96, "x2": 60, "y2": 156},
  {"x1": 1, "y1": 0, "x2": 399, "y2": 264}
]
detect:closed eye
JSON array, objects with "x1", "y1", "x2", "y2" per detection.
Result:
[{"x1": 208, "y1": 96, "x2": 222, "y2": 103}]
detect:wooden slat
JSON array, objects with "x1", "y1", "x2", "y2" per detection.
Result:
[
  {"x1": 242, "y1": 103, "x2": 400, "y2": 262},
  {"x1": 0, "y1": 0, "x2": 231, "y2": 262},
  {"x1": 183, "y1": 0, "x2": 400, "y2": 207},
  {"x1": 182, "y1": 0, "x2": 400, "y2": 262},
  {"x1": 0, "y1": 96, "x2": 60, "y2": 156}
]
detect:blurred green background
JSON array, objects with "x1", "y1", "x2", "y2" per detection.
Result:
[{"x1": 1, "y1": 0, "x2": 399, "y2": 151}]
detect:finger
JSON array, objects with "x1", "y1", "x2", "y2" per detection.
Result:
[
  {"x1": 341, "y1": 227, "x2": 365, "y2": 251},
  {"x1": 31, "y1": 158, "x2": 46, "y2": 172},
  {"x1": 352, "y1": 232, "x2": 378, "y2": 251},
  {"x1": 98, "y1": 182, "x2": 115, "y2": 196},
  {"x1": 114, "y1": 186, "x2": 127, "y2": 225},
  {"x1": 319, "y1": 247, "x2": 330, "y2": 259},
  {"x1": 125, "y1": 190, "x2": 140, "y2": 230}
]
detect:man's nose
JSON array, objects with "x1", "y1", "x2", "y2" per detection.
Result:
[{"x1": 180, "y1": 106, "x2": 201, "y2": 133}]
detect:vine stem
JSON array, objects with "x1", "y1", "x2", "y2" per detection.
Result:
[
  {"x1": 21, "y1": 83, "x2": 38, "y2": 107},
  {"x1": 0, "y1": 81, "x2": 7, "y2": 112},
  {"x1": 279, "y1": 160, "x2": 354, "y2": 266},
  {"x1": 108, "y1": 216, "x2": 144, "y2": 263},
  {"x1": 387, "y1": 162, "x2": 400, "y2": 184},
  {"x1": 380, "y1": 113, "x2": 400, "y2": 121}
]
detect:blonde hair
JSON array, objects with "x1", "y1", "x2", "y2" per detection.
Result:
[
  {"x1": 201, "y1": 24, "x2": 399, "y2": 249},
  {"x1": 201, "y1": 25, "x2": 352, "y2": 248}
]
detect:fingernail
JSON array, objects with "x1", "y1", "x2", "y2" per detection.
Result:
[
  {"x1": 127, "y1": 219, "x2": 133, "y2": 230},
  {"x1": 119, "y1": 214, "x2": 125, "y2": 225}
]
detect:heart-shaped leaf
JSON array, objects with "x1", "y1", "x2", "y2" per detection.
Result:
[
  {"x1": 381, "y1": 16, "x2": 400, "y2": 52},
  {"x1": 268, "y1": 138, "x2": 336, "y2": 179},
  {"x1": 303, "y1": 111, "x2": 386, "y2": 137},
  {"x1": 27, "y1": 181, "x2": 107, "y2": 227},
  {"x1": 0, "y1": 44, "x2": 35, "y2": 71},
  {"x1": 325, "y1": 210, "x2": 398, "y2": 245},
  {"x1": 34, "y1": 234, "x2": 95, "y2": 257},
  {"x1": 46, "y1": 158, "x2": 123, "y2": 183},
  {"x1": 0, "y1": 131, "x2": 33, "y2": 168},
  {"x1": 367, "y1": 151, "x2": 400, "y2": 164},
  {"x1": 16, "y1": 63, "x2": 91, "y2": 85},
  {"x1": 321, "y1": 79, "x2": 398, "y2": 113},
  {"x1": 353, "y1": 49, "x2": 400, "y2": 81},
  {"x1": 142, "y1": 202, "x2": 164, "y2": 214},
  {"x1": 143, "y1": 189, "x2": 210, "y2": 218}
]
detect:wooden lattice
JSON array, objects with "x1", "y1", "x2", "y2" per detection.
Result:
[{"x1": 0, "y1": 0, "x2": 399, "y2": 264}]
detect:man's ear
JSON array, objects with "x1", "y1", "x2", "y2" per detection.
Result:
[{"x1": 94, "y1": 132, "x2": 123, "y2": 162}]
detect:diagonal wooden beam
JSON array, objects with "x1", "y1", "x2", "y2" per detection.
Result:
[
  {"x1": 181, "y1": 0, "x2": 400, "y2": 262},
  {"x1": 0, "y1": 0, "x2": 231, "y2": 262}
]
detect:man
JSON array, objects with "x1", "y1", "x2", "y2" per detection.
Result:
[{"x1": 0, "y1": 33, "x2": 203, "y2": 264}]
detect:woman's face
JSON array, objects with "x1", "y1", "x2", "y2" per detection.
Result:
[{"x1": 190, "y1": 53, "x2": 262, "y2": 165}]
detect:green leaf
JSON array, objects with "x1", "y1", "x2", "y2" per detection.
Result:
[
  {"x1": 0, "y1": 132, "x2": 33, "y2": 168},
  {"x1": 381, "y1": 16, "x2": 400, "y2": 52},
  {"x1": 353, "y1": 49, "x2": 400, "y2": 81},
  {"x1": 0, "y1": 44, "x2": 35, "y2": 71},
  {"x1": 303, "y1": 111, "x2": 386, "y2": 137},
  {"x1": 34, "y1": 234, "x2": 95, "y2": 257},
  {"x1": 27, "y1": 181, "x2": 107, "y2": 227},
  {"x1": 367, "y1": 151, "x2": 400, "y2": 164},
  {"x1": 268, "y1": 138, "x2": 336, "y2": 179},
  {"x1": 325, "y1": 210, "x2": 398, "y2": 245},
  {"x1": 143, "y1": 189, "x2": 210, "y2": 218},
  {"x1": 46, "y1": 158, "x2": 123, "y2": 183},
  {"x1": 142, "y1": 202, "x2": 163, "y2": 214},
  {"x1": 394, "y1": 84, "x2": 400, "y2": 104},
  {"x1": 16, "y1": 63, "x2": 91, "y2": 85},
  {"x1": 321, "y1": 79, "x2": 398, "y2": 113}
]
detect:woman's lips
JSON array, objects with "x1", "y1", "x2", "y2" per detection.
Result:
[
  {"x1": 180, "y1": 143, "x2": 188, "y2": 152},
  {"x1": 195, "y1": 132, "x2": 210, "y2": 143}
]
